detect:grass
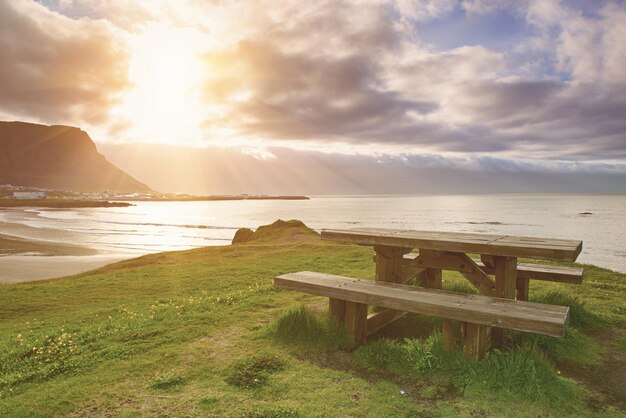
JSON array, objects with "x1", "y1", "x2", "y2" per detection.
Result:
[
  {"x1": 268, "y1": 305, "x2": 348, "y2": 350},
  {"x1": 225, "y1": 353, "x2": 286, "y2": 388},
  {"x1": 0, "y1": 219, "x2": 624, "y2": 417}
]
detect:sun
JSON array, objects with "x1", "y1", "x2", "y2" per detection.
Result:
[{"x1": 114, "y1": 24, "x2": 206, "y2": 145}]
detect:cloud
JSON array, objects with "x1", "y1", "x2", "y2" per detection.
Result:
[
  {"x1": 2, "y1": 0, "x2": 625, "y2": 165},
  {"x1": 194, "y1": 0, "x2": 625, "y2": 160},
  {"x1": 99, "y1": 142, "x2": 626, "y2": 195},
  {"x1": 0, "y1": 1, "x2": 130, "y2": 125}
]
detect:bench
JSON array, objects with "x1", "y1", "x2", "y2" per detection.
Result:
[
  {"x1": 275, "y1": 271, "x2": 570, "y2": 360},
  {"x1": 401, "y1": 253, "x2": 583, "y2": 300}
]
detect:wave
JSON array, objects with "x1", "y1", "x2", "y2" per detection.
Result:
[{"x1": 26, "y1": 214, "x2": 242, "y2": 231}]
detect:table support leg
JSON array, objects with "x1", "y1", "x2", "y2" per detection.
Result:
[
  {"x1": 368, "y1": 246, "x2": 412, "y2": 335},
  {"x1": 516, "y1": 278, "x2": 529, "y2": 301},
  {"x1": 420, "y1": 250, "x2": 443, "y2": 289},
  {"x1": 374, "y1": 245, "x2": 411, "y2": 283},
  {"x1": 492, "y1": 256, "x2": 517, "y2": 347}
]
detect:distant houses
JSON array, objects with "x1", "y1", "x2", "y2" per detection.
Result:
[{"x1": 12, "y1": 191, "x2": 46, "y2": 199}]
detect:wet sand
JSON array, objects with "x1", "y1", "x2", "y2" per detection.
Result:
[
  {"x1": 0, "y1": 220, "x2": 130, "y2": 283},
  {"x1": 0, "y1": 233, "x2": 97, "y2": 256}
]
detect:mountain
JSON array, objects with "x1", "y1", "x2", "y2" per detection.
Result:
[{"x1": 0, "y1": 121, "x2": 152, "y2": 193}]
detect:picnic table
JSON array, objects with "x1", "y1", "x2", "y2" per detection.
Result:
[{"x1": 319, "y1": 228, "x2": 582, "y2": 351}]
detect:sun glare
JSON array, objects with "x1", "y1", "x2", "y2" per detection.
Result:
[{"x1": 115, "y1": 24, "x2": 206, "y2": 145}]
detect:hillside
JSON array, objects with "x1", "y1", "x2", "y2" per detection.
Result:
[
  {"x1": 0, "y1": 121, "x2": 151, "y2": 193},
  {"x1": 0, "y1": 220, "x2": 624, "y2": 416}
]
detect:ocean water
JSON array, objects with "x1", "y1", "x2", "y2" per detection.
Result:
[{"x1": 1, "y1": 194, "x2": 625, "y2": 274}]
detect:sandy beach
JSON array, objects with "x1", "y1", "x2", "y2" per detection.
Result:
[
  {"x1": 0, "y1": 233, "x2": 97, "y2": 257},
  {"x1": 0, "y1": 216, "x2": 130, "y2": 283},
  {"x1": 0, "y1": 254, "x2": 129, "y2": 283}
]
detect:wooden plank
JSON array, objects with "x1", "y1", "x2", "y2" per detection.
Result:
[
  {"x1": 321, "y1": 228, "x2": 582, "y2": 262},
  {"x1": 366, "y1": 309, "x2": 407, "y2": 336},
  {"x1": 471, "y1": 259, "x2": 583, "y2": 284},
  {"x1": 463, "y1": 323, "x2": 490, "y2": 361},
  {"x1": 275, "y1": 272, "x2": 569, "y2": 338},
  {"x1": 345, "y1": 301, "x2": 368, "y2": 346},
  {"x1": 329, "y1": 298, "x2": 346, "y2": 323},
  {"x1": 492, "y1": 256, "x2": 517, "y2": 347}
]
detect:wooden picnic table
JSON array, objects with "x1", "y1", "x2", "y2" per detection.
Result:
[{"x1": 321, "y1": 227, "x2": 583, "y2": 348}]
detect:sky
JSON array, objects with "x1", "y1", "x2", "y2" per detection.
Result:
[{"x1": 1, "y1": 0, "x2": 625, "y2": 194}]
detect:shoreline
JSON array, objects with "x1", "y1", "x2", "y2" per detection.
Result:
[
  {"x1": 0, "y1": 199, "x2": 133, "y2": 208},
  {"x1": 0, "y1": 254, "x2": 130, "y2": 284},
  {"x1": 0, "y1": 233, "x2": 98, "y2": 257},
  {"x1": 0, "y1": 231, "x2": 124, "y2": 283}
]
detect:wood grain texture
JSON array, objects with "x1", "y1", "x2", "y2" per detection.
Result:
[
  {"x1": 443, "y1": 319, "x2": 463, "y2": 351},
  {"x1": 493, "y1": 256, "x2": 517, "y2": 347},
  {"x1": 464, "y1": 323, "x2": 490, "y2": 361},
  {"x1": 321, "y1": 228, "x2": 582, "y2": 262},
  {"x1": 329, "y1": 298, "x2": 346, "y2": 324},
  {"x1": 420, "y1": 249, "x2": 443, "y2": 289},
  {"x1": 275, "y1": 272, "x2": 569, "y2": 338},
  {"x1": 345, "y1": 301, "x2": 368, "y2": 346}
]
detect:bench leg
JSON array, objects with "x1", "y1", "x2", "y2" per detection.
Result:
[
  {"x1": 492, "y1": 256, "x2": 517, "y2": 348},
  {"x1": 345, "y1": 301, "x2": 368, "y2": 347},
  {"x1": 463, "y1": 323, "x2": 490, "y2": 361},
  {"x1": 329, "y1": 298, "x2": 346, "y2": 324},
  {"x1": 443, "y1": 319, "x2": 463, "y2": 351},
  {"x1": 516, "y1": 278, "x2": 529, "y2": 301}
]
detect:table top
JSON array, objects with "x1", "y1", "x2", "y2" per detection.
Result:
[{"x1": 321, "y1": 228, "x2": 583, "y2": 262}]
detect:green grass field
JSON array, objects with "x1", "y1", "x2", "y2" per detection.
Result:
[{"x1": 1, "y1": 220, "x2": 625, "y2": 417}]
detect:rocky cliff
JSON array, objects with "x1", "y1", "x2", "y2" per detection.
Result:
[{"x1": 0, "y1": 121, "x2": 152, "y2": 193}]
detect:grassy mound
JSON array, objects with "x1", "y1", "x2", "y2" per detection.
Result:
[
  {"x1": 0, "y1": 219, "x2": 624, "y2": 416},
  {"x1": 233, "y1": 219, "x2": 319, "y2": 244}
]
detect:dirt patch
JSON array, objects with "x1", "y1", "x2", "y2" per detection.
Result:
[{"x1": 557, "y1": 328, "x2": 626, "y2": 412}]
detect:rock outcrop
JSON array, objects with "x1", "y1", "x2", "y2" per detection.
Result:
[{"x1": 0, "y1": 121, "x2": 152, "y2": 193}]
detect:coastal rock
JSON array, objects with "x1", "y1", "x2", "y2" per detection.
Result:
[{"x1": 232, "y1": 228, "x2": 254, "y2": 244}]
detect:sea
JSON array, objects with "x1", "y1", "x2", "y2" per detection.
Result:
[{"x1": 1, "y1": 194, "x2": 625, "y2": 280}]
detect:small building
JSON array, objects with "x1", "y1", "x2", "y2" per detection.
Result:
[{"x1": 12, "y1": 191, "x2": 46, "y2": 199}]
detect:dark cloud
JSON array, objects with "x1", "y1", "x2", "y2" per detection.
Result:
[
  {"x1": 0, "y1": 1, "x2": 130, "y2": 124},
  {"x1": 198, "y1": 1, "x2": 625, "y2": 161},
  {"x1": 204, "y1": 39, "x2": 438, "y2": 142}
]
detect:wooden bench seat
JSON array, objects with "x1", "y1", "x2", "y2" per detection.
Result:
[
  {"x1": 275, "y1": 271, "x2": 570, "y2": 359},
  {"x1": 402, "y1": 253, "x2": 583, "y2": 284},
  {"x1": 400, "y1": 252, "x2": 582, "y2": 301}
]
